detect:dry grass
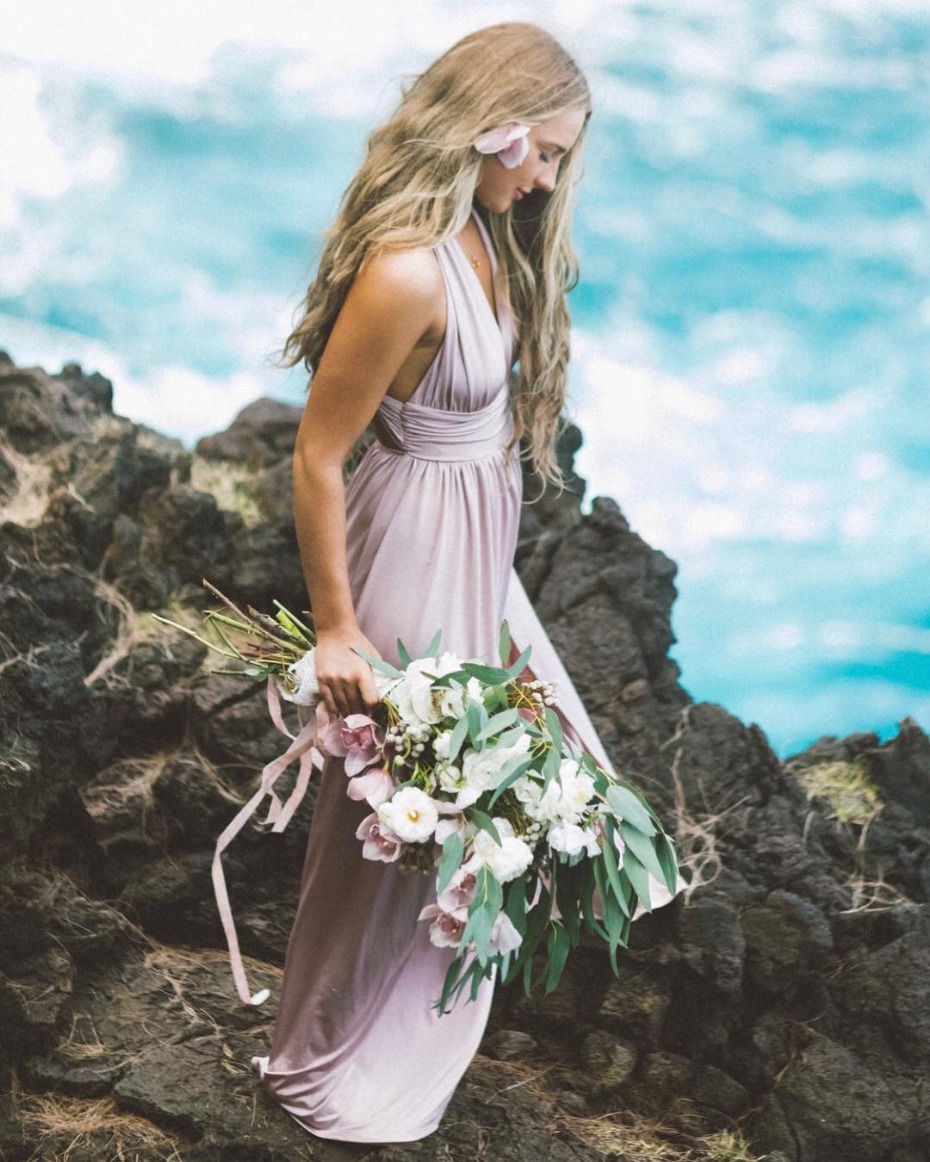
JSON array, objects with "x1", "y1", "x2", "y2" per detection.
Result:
[
  {"x1": 80, "y1": 754, "x2": 165, "y2": 821},
  {"x1": 0, "y1": 439, "x2": 54, "y2": 526},
  {"x1": 840, "y1": 871, "x2": 919, "y2": 915},
  {"x1": 553, "y1": 1109, "x2": 762, "y2": 1161},
  {"x1": 190, "y1": 455, "x2": 263, "y2": 527},
  {"x1": 19, "y1": 1093, "x2": 187, "y2": 1162},
  {"x1": 792, "y1": 759, "x2": 881, "y2": 826},
  {"x1": 661, "y1": 708, "x2": 728, "y2": 895}
]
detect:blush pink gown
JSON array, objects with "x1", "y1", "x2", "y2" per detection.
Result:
[{"x1": 254, "y1": 212, "x2": 612, "y2": 1143}]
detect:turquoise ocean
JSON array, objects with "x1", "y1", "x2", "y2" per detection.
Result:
[{"x1": 1, "y1": 0, "x2": 928, "y2": 754}]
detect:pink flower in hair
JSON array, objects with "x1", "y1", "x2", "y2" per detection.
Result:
[{"x1": 475, "y1": 123, "x2": 530, "y2": 169}]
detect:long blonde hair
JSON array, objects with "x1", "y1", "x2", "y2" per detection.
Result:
[{"x1": 283, "y1": 22, "x2": 590, "y2": 482}]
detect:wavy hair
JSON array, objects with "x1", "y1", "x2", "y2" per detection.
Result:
[{"x1": 282, "y1": 22, "x2": 590, "y2": 482}]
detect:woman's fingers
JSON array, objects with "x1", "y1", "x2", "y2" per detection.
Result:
[
  {"x1": 320, "y1": 666, "x2": 377, "y2": 718},
  {"x1": 313, "y1": 630, "x2": 381, "y2": 718}
]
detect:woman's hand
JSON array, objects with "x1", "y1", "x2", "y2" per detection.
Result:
[{"x1": 314, "y1": 625, "x2": 382, "y2": 719}]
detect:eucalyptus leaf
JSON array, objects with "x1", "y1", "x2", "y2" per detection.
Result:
[
  {"x1": 621, "y1": 848, "x2": 653, "y2": 912},
  {"x1": 600, "y1": 829, "x2": 632, "y2": 919},
  {"x1": 396, "y1": 638, "x2": 412, "y2": 667},
  {"x1": 504, "y1": 644, "x2": 533, "y2": 679},
  {"x1": 447, "y1": 714, "x2": 470, "y2": 763},
  {"x1": 352, "y1": 647, "x2": 403, "y2": 678},
  {"x1": 620, "y1": 821, "x2": 668, "y2": 886},
  {"x1": 657, "y1": 832, "x2": 681, "y2": 896},
  {"x1": 498, "y1": 621, "x2": 512, "y2": 667},
  {"x1": 606, "y1": 784, "x2": 657, "y2": 835},
  {"x1": 424, "y1": 629, "x2": 443, "y2": 658},
  {"x1": 437, "y1": 833, "x2": 464, "y2": 894},
  {"x1": 544, "y1": 706, "x2": 564, "y2": 754},
  {"x1": 542, "y1": 743, "x2": 561, "y2": 788},
  {"x1": 493, "y1": 726, "x2": 528, "y2": 750},
  {"x1": 466, "y1": 700, "x2": 487, "y2": 743},
  {"x1": 487, "y1": 755, "x2": 534, "y2": 808},
  {"x1": 475, "y1": 708, "x2": 521, "y2": 741},
  {"x1": 504, "y1": 876, "x2": 528, "y2": 936},
  {"x1": 460, "y1": 662, "x2": 511, "y2": 685},
  {"x1": 581, "y1": 878, "x2": 609, "y2": 941},
  {"x1": 466, "y1": 808, "x2": 501, "y2": 846},
  {"x1": 545, "y1": 923, "x2": 572, "y2": 994},
  {"x1": 461, "y1": 901, "x2": 493, "y2": 965}
]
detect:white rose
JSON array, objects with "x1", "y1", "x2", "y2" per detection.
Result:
[
  {"x1": 558, "y1": 763, "x2": 597, "y2": 822},
  {"x1": 392, "y1": 664, "x2": 441, "y2": 727},
  {"x1": 469, "y1": 819, "x2": 534, "y2": 883},
  {"x1": 377, "y1": 786, "x2": 439, "y2": 843},
  {"x1": 437, "y1": 764, "x2": 463, "y2": 794},
  {"x1": 456, "y1": 735, "x2": 531, "y2": 809},
  {"x1": 392, "y1": 654, "x2": 467, "y2": 727},
  {"x1": 548, "y1": 821, "x2": 600, "y2": 858},
  {"x1": 513, "y1": 775, "x2": 543, "y2": 815},
  {"x1": 515, "y1": 763, "x2": 596, "y2": 825}
]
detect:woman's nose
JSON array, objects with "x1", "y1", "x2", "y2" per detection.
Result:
[{"x1": 534, "y1": 169, "x2": 557, "y2": 193}]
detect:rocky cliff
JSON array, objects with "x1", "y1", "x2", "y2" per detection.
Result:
[{"x1": 2, "y1": 353, "x2": 929, "y2": 1162}]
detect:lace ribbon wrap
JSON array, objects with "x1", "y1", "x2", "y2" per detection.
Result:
[{"x1": 278, "y1": 650, "x2": 320, "y2": 706}]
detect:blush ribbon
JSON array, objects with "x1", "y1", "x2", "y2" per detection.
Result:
[{"x1": 211, "y1": 677, "x2": 325, "y2": 1005}]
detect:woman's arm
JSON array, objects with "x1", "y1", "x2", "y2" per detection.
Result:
[{"x1": 293, "y1": 248, "x2": 443, "y2": 718}]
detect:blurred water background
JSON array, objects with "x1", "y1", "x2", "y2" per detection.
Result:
[{"x1": 2, "y1": 0, "x2": 928, "y2": 754}]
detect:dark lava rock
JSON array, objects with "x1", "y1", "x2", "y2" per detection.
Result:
[{"x1": 2, "y1": 355, "x2": 930, "y2": 1162}]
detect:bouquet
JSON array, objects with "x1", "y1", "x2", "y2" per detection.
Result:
[{"x1": 158, "y1": 585, "x2": 679, "y2": 1011}]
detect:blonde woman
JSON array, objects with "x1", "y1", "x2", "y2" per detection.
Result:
[{"x1": 254, "y1": 22, "x2": 610, "y2": 1143}]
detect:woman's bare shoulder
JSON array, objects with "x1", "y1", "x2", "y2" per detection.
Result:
[{"x1": 353, "y1": 247, "x2": 443, "y2": 309}]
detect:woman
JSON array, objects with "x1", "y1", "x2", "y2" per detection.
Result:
[{"x1": 253, "y1": 21, "x2": 609, "y2": 1143}]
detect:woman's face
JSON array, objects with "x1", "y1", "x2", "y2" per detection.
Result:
[{"x1": 474, "y1": 105, "x2": 588, "y2": 214}]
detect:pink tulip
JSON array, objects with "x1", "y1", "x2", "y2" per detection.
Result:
[
  {"x1": 346, "y1": 767, "x2": 394, "y2": 808},
  {"x1": 355, "y1": 812, "x2": 404, "y2": 863},
  {"x1": 323, "y1": 714, "x2": 384, "y2": 776}
]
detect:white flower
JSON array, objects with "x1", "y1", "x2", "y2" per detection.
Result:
[
  {"x1": 514, "y1": 762, "x2": 596, "y2": 826},
  {"x1": 391, "y1": 653, "x2": 465, "y2": 727},
  {"x1": 392, "y1": 661, "x2": 441, "y2": 727},
  {"x1": 558, "y1": 760, "x2": 597, "y2": 818},
  {"x1": 489, "y1": 911, "x2": 523, "y2": 955},
  {"x1": 437, "y1": 675, "x2": 483, "y2": 720},
  {"x1": 468, "y1": 819, "x2": 534, "y2": 883},
  {"x1": 548, "y1": 821, "x2": 601, "y2": 858},
  {"x1": 456, "y1": 734, "x2": 531, "y2": 809},
  {"x1": 378, "y1": 786, "x2": 439, "y2": 844},
  {"x1": 437, "y1": 763, "x2": 464, "y2": 794},
  {"x1": 434, "y1": 731, "x2": 454, "y2": 760}
]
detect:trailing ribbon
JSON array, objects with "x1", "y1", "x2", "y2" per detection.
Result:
[{"x1": 211, "y1": 678, "x2": 325, "y2": 1006}]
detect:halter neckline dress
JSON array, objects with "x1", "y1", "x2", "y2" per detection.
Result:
[{"x1": 255, "y1": 211, "x2": 612, "y2": 1143}]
